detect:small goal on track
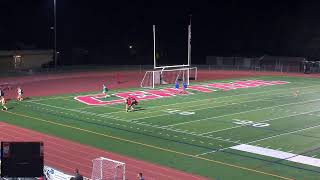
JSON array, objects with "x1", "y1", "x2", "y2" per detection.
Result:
[{"x1": 91, "y1": 157, "x2": 125, "y2": 180}]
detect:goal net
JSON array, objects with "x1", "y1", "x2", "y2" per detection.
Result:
[
  {"x1": 91, "y1": 157, "x2": 125, "y2": 180},
  {"x1": 140, "y1": 67, "x2": 197, "y2": 88}
]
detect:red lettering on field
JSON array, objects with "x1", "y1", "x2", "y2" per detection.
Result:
[
  {"x1": 187, "y1": 85, "x2": 215, "y2": 93},
  {"x1": 115, "y1": 91, "x2": 160, "y2": 100},
  {"x1": 162, "y1": 88, "x2": 190, "y2": 95},
  {"x1": 75, "y1": 79, "x2": 290, "y2": 106},
  {"x1": 145, "y1": 90, "x2": 175, "y2": 97},
  {"x1": 207, "y1": 83, "x2": 235, "y2": 91},
  {"x1": 75, "y1": 94, "x2": 124, "y2": 105},
  {"x1": 230, "y1": 82, "x2": 250, "y2": 89},
  {"x1": 251, "y1": 80, "x2": 275, "y2": 86},
  {"x1": 234, "y1": 81, "x2": 260, "y2": 87}
]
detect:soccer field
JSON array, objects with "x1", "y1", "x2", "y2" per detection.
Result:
[{"x1": 1, "y1": 76, "x2": 320, "y2": 179}]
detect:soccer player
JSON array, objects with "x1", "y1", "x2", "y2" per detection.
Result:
[
  {"x1": 125, "y1": 96, "x2": 132, "y2": 112},
  {"x1": 182, "y1": 81, "x2": 188, "y2": 94},
  {"x1": 102, "y1": 84, "x2": 109, "y2": 98},
  {"x1": 125, "y1": 96, "x2": 138, "y2": 112},
  {"x1": 175, "y1": 81, "x2": 179, "y2": 89},
  {"x1": 1, "y1": 89, "x2": 8, "y2": 110},
  {"x1": 137, "y1": 173, "x2": 144, "y2": 180},
  {"x1": 130, "y1": 96, "x2": 138, "y2": 111},
  {"x1": 17, "y1": 87, "x2": 24, "y2": 101},
  {"x1": 294, "y1": 90, "x2": 300, "y2": 97}
]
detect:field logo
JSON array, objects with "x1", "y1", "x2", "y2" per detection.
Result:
[{"x1": 74, "y1": 80, "x2": 289, "y2": 106}]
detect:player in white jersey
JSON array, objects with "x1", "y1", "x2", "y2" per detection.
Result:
[{"x1": 17, "y1": 87, "x2": 24, "y2": 101}]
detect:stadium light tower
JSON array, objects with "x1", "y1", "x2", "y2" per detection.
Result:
[
  {"x1": 188, "y1": 14, "x2": 192, "y2": 66},
  {"x1": 54, "y1": 0, "x2": 57, "y2": 67}
]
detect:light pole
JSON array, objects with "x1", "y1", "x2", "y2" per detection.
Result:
[{"x1": 54, "y1": 0, "x2": 57, "y2": 67}]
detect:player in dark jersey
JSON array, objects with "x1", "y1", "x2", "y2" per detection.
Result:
[
  {"x1": 102, "y1": 84, "x2": 110, "y2": 98},
  {"x1": 182, "y1": 81, "x2": 188, "y2": 94}
]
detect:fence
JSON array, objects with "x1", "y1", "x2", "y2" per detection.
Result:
[{"x1": 205, "y1": 56, "x2": 312, "y2": 73}]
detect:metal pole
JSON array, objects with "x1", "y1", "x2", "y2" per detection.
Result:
[
  {"x1": 153, "y1": 25, "x2": 156, "y2": 69},
  {"x1": 187, "y1": 14, "x2": 192, "y2": 66},
  {"x1": 54, "y1": 0, "x2": 57, "y2": 67}
]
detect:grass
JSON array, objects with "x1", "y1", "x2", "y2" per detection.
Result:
[{"x1": 1, "y1": 76, "x2": 320, "y2": 179}]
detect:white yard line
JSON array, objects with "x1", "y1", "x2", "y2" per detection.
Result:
[
  {"x1": 198, "y1": 109, "x2": 320, "y2": 135},
  {"x1": 24, "y1": 103, "x2": 240, "y2": 144},
  {"x1": 197, "y1": 123, "x2": 320, "y2": 156},
  {"x1": 81, "y1": 86, "x2": 320, "y2": 121},
  {"x1": 93, "y1": 88, "x2": 320, "y2": 122},
  {"x1": 163, "y1": 98, "x2": 320, "y2": 127},
  {"x1": 229, "y1": 144, "x2": 320, "y2": 168},
  {"x1": 246, "y1": 124, "x2": 320, "y2": 144},
  {"x1": 26, "y1": 97, "x2": 320, "y2": 149}
]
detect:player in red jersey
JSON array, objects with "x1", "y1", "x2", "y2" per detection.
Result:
[{"x1": 125, "y1": 96, "x2": 138, "y2": 112}]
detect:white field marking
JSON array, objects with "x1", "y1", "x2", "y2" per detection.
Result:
[
  {"x1": 24, "y1": 103, "x2": 240, "y2": 144},
  {"x1": 25, "y1": 90, "x2": 133, "y2": 102},
  {"x1": 28, "y1": 86, "x2": 320, "y2": 125},
  {"x1": 27, "y1": 101, "x2": 129, "y2": 122},
  {"x1": 24, "y1": 91, "x2": 320, "y2": 146},
  {"x1": 198, "y1": 109, "x2": 320, "y2": 135},
  {"x1": 229, "y1": 144, "x2": 320, "y2": 168},
  {"x1": 163, "y1": 98, "x2": 320, "y2": 127},
  {"x1": 195, "y1": 146, "x2": 231, "y2": 156},
  {"x1": 246, "y1": 123, "x2": 320, "y2": 144},
  {"x1": 74, "y1": 83, "x2": 320, "y2": 111},
  {"x1": 196, "y1": 123, "x2": 320, "y2": 156},
  {"x1": 118, "y1": 89, "x2": 320, "y2": 122}
]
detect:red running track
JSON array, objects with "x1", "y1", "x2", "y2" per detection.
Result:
[{"x1": 0, "y1": 122, "x2": 210, "y2": 180}]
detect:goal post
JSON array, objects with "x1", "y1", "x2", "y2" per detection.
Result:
[
  {"x1": 153, "y1": 24, "x2": 192, "y2": 69},
  {"x1": 91, "y1": 157, "x2": 125, "y2": 180},
  {"x1": 144, "y1": 18, "x2": 195, "y2": 89},
  {"x1": 140, "y1": 67, "x2": 197, "y2": 88}
]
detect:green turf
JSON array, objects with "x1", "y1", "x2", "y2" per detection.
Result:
[{"x1": 1, "y1": 76, "x2": 320, "y2": 180}]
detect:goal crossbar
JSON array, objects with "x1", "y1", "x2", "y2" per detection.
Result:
[
  {"x1": 97, "y1": 157, "x2": 125, "y2": 165},
  {"x1": 140, "y1": 66, "x2": 197, "y2": 89},
  {"x1": 91, "y1": 157, "x2": 126, "y2": 180}
]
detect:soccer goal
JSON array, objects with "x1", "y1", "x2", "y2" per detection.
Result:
[
  {"x1": 141, "y1": 18, "x2": 197, "y2": 89},
  {"x1": 141, "y1": 66, "x2": 197, "y2": 88},
  {"x1": 91, "y1": 157, "x2": 125, "y2": 180}
]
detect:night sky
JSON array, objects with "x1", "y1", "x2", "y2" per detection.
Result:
[{"x1": 1, "y1": 0, "x2": 320, "y2": 65}]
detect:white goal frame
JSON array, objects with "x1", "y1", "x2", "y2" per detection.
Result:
[
  {"x1": 91, "y1": 157, "x2": 126, "y2": 180},
  {"x1": 140, "y1": 66, "x2": 197, "y2": 88}
]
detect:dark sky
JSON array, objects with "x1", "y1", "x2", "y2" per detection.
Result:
[{"x1": 1, "y1": 0, "x2": 320, "y2": 64}]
